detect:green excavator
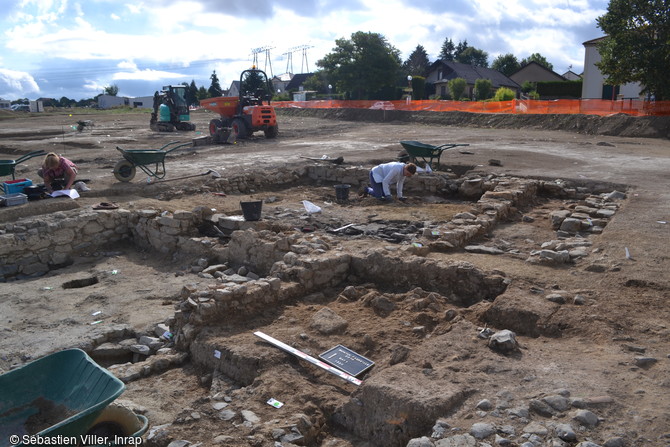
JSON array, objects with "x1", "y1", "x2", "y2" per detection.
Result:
[{"x1": 149, "y1": 85, "x2": 196, "y2": 132}]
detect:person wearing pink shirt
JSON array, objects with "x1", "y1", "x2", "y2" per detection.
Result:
[{"x1": 38, "y1": 152, "x2": 78, "y2": 192}]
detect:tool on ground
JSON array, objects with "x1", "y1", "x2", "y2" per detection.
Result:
[
  {"x1": 200, "y1": 67, "x2": 278, "y2": 143},
  {"x1": 150, "y1": 85, "x2": 196, "y2": 132},
  {"x1": 254, "y1": 331, "x2": 363, "y2": 386},
  {"x1": 329, "y1": 223, "x2": 355, "y2": 233},
  {"x1": 299, "y1": 156, "x2": 344, "y2": 165}
]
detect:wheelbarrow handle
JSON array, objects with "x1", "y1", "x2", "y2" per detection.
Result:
[
  {"x1": 158, "y1": 141, "x2": 190, "y2": 152},
  {"x1": 434, "y1": 143, "x2": 470, "y2": 150},
  {"x1": 163, "y1": 142, "x2": 193, "y2": 154},
  {"x1": 15, "y1": 149, "x2": 47, "y2": 163}
]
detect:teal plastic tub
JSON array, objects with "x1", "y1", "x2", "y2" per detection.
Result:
[{"x1": 0, "y1": 349, "x2": 125, "y2": 446}]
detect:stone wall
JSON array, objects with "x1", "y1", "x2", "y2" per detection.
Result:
[
  {"x1": 0, "y1": 208, "x2": 206, "y2": 282},
  {"x1": 0, "y1": 163, "x2": 621, "y2": 282}
]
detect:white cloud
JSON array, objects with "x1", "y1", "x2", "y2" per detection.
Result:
[
  {"x1": 112, "y1": 69, "x2": 190, "y2": 82},
  {"x1": 0, "y1": 68, "x2": 40, "y2": 98}
]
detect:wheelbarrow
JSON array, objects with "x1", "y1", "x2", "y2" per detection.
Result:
[
  {"x1": 0, "y1": 150, "x2": 46, "y2": 180},
  {"x1": 114, "y1": 141, "x2": 192, "y2": 182},
  {"x1": 0, "y1": 348, "x2": 147, "y2": 446},
  {"x1": 399, "y1": 140, "x2": 469, "y2": 169}
]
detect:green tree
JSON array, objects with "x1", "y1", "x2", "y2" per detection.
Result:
[
  {"x1": 521, "y1": 80, "x2": 537, "y2": 94},
  {"x1": 403, "y1": 45, "x2": 431, "y2": 77},
  {"x1": 103, "y1": 84, "x2": 119, "y2": 96},
  {"x1": 196, "y1": 86, "x2": 209, "y2": 100},
  {"x1": 58, "y1": 96, "x2": 76, "y2": 107},
  {"x1": 185, "y1": 80, "x2": 198, "y2": 107},
  {"x1": 455, "y1": 46, "x2": 489, "y2": 67},
  {"x1": 303, "y1": 71, "x2": 331, "y2": 94},
  {"x1": 455, "y1": 40, "x2": 469, "y2": 59},
  {"x1": 241, "y1": 70, "x2": 270, "y2": 99},
  {"x1": 492, "y1": 53, "x2": 521, "y2": 76},
  {"x1": 474, "y1": 79, "x2": 493, "y2": 100},
  {"x1": 520, "y1": 53, "x2": 554, "y2": 71},
  {"x1": 208, "y1": 70, "x2": 223, "y2": 97},
  {"x1": 316, "y1": 31, "x2": 402, "y2": 100},
  {"x1": 439, "y1": 38, "x2": 456, "y2": 61},
  {"x1": 596, "y1": 0, "x2": 670, "y2": 100},
  {"x1": 448, "y1": 77, "x2": 467, "y2": 100},
  {"x1": 409, "y1": 76, "x2": 426, "y2": 100}
]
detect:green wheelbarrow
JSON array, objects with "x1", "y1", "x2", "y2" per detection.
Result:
[
  {"x1": 0, "y1": 349, "x2": 148, "y2": 447},
  {"x1": 113, "y1": 141, "x2": 192, "y2": 182},
  {"x1": 0, "y1": 150, "x2": 46, "y2": 180},
  {"x1": 399, "y1": 140, "x2": 469, "y2": 169}
]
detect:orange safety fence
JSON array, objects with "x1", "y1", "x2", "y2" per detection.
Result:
[{"x1": 273, "y1": 99, "x2": 670, "y2": 116}]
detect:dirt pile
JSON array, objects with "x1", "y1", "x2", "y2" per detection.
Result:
[{"x1": 277, "y1": 107, "x2": 670, "y2": 139}]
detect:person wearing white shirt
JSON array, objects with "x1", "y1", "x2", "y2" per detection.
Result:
[{"x1": 360, "y1": 161, "x2": 417, "y2": 201}]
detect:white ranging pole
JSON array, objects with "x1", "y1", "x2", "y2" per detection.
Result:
[{"x1": 254, "y1": 331, "x2": 363, "y2": 386}]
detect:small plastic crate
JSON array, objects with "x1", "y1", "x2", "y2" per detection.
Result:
[
  {"x1": 2, "y1": 178, "x2": 32, "y2": 195},
  {"x1": 1, "y1": 192, "x2": 28, "y2": 206}
]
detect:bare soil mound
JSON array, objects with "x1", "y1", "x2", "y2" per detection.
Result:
[{"x1": 277, "y1": 107, "x2": 670, "y2": 139}]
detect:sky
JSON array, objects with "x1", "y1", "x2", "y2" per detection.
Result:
[{"x1": 0, "y1": 0, "x2": 609, "y2": 102}]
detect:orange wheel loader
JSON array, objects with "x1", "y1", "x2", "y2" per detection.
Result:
[{"x1": 199, "y1": 68, "x2": 278, "y2": 143}]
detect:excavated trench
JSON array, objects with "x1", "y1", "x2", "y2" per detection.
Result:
[{"x1": 1, "y1": 160, "x2": 630, "y2": 446}]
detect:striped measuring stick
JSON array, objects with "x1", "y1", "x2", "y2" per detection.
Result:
[{"x1": 254, "y1": 331, "x2": 363, "y2": 386}]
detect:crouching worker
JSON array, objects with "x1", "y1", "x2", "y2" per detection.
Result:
[
  {"x1": 360, "y1": 161, "x2": 416, "y2": 201},
  {"x1": 38, "y1": 152, "x2": 78, "y2": 193}
]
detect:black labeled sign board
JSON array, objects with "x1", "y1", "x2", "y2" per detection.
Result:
[{"x1": 319, "y1": 345, "x2": 374, "y2": 377}]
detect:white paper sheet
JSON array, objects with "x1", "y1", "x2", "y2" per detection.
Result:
[{"x1": 50, "y1": 189, "x2": 80, "y2": 199}]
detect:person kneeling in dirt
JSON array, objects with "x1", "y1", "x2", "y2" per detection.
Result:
[
  {"x1": 38, "y1": 152, "x2": 78, "y2": 193},
  {"x1": 360, "y1": 161, "x2": 417, "y2": 201}
]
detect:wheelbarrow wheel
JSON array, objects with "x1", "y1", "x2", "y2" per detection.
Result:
[{"x1": 114, "y1": 160, "x2": 136, "y2": 182}]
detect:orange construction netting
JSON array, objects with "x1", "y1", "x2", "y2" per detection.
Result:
[{"x1": 273, "y1": 99, "x2": 670, "y2": 116}]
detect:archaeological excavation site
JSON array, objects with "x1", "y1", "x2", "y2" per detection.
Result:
[{"x1": 0, "y1": 108, "x2": 669, "y2": 447}]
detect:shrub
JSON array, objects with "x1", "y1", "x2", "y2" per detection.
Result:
[
  {"x1": 474, "y1": 79, "x2": 493, "y2": 100},
  {"x1": 493, "y1": 87, "x2": 516, "y2": 101},
  {"x1": 448, "y1": 78, "x2": 467, "y2": 100}
]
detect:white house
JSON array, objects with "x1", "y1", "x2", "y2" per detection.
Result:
[
  {"x1": 97, "y1": 95, "x2": 155, "y2": 109},
  {"x1": 0, "y1": 99, "x2": 10, "y2": 110},
  {"x1": 97, "y1": 95, "x2": 129, "y2": 109},
  {"x1": 582, "y1": 37, "x2": 643, "y2": 99}
]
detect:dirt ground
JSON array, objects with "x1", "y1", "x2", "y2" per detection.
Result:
[{"x1": 1, "y1": 107, "x2": 669, "y2": 447}]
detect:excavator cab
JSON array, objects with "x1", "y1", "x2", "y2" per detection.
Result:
[{"x1": 150, "y1": 85, "x2": 196, "y2": 132}]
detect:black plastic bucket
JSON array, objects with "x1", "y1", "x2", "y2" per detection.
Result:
[
  {"x1": 240, "y1": 200, "x2": 263, "y2": 221},
  {"x1": 334, "y1": 184, "x2": 350, "y2": 202}
]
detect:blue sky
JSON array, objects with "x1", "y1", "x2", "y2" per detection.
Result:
[{"x1": 0, "y1": 0, "x2": 609, "y2": 101}]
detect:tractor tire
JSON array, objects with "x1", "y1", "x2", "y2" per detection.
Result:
[
  {"x1": 208, "y1": 119, "x2": 223, "y2": 135},
  {"x1": 264, "y1": 125, "x2": 278, "y2": 139},
  {"x1": 114, "y1": 159, "x2": 136, "y2": 182},
  {"x1": 231, "y1": 118, "x2": 248, "y2": 140},
  {"x1": 209, "y1": 118, "x2": 223, "y2": 142}
]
